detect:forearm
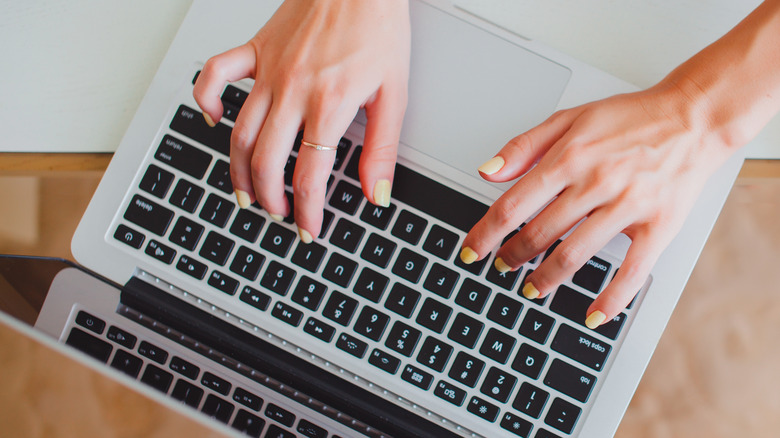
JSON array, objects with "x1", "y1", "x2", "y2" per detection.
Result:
[{"x1": 659, "y1": 0, "x2": 780, "y2": 153}]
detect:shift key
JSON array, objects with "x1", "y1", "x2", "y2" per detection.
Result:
[{"x1": 124, "y1": 194, "x2": 174, "y2": 236}]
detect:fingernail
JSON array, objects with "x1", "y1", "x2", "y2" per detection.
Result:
[
  {"x1": 522, "y1": 282, "x2": 540, "y2": 300},
  {"x1": 298, "y1": 227, "x2": 313, "y2": 244},
  {"x1": 235, "y1": 190, "x2": 251, "y2": 209},
  {"x1": 478, "y1": 156, "x2": 505, "y2": 175},
  {"x1": 460, "y1": 247, "x2": 478, "y2": 264},
  {"x1": 203, "y1": 112, "x2": 216, "y2": 127},
  {"x1": 269, "y1": 213, "x2": 284, "y2": 222},
  {"x1": 585, "y1": 310, "x2": 607, "y2": 329},
  {"x1": 373, "y1": 179, "x2": 392, "y2": 208},
  {"x1": 494, "y1": 257, "x2": 512, "y2": 273}
]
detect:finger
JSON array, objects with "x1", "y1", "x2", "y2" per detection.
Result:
[
  {"x1": 584, "y1": 229, "x2": 665, "y2": 329},
  {"x1": 359, "y1": 84, "x2": 407, "y2": 207},
  {"x1": 478, "y1": 108, "x2": 580, "y2": 182},
  {"x1": 460, "y1": 166, "x2": 566, "y2": 265},
  {"x1": 250, "y1": 103, "x2": 301, "y2": 221},
  {"x1": 495, "y1": 187, "x2": 593, "y2": 273},
  {"x1": 230, "y1": 84, "x2": 272, "y2": 208},
  {"x1": 193, "y1": 44, "x2": 257, "y2": 126}
]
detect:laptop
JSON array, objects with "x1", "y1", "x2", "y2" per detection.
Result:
[{"x1": 2, "y1": 0, "x2": 745, "y2": 437}]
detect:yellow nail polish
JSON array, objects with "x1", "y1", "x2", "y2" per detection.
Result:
[
  {"x1": 478, "y1": 156, "x2": 505, "y2": 176},
  {"x1": 460, "y1": 247, "x2": 478, "y2": 264},
  {"x1": 269, "y1": 213, "x2": 284, "y2": 222},
  {"x1": 298, "y1": 227, "x2": 313, "y2": 244},
  {"x1": 203, "y1": 112, "x2": 216, "y2": 127},
  {"x1": 235, "y1": 190, "x2": 251, "y2": 209},
  {"x1": 522, "y1": 282, "x2": 540, "y2": 300},
  {"x1": 494, "y1": 257, "x2": 512, "y2": 273},
  {"x1": 373, "y1": 179, "x2": 392, "y2": 208},
  {"x1": 585, "y1": 310, "x2": 607, "y2": 329}
]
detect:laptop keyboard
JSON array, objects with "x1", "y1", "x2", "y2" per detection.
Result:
[{"x1": 107, "y1": 70, "x2": 643, "y2": 437}]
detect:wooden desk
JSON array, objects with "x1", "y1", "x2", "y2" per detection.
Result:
[{"x1": 1, "y1": 153, "x2": 779, "y2": 437}]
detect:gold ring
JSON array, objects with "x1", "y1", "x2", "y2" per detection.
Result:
[{"x1": 301, "y1": 140, "x2": 338, "y2": 151}]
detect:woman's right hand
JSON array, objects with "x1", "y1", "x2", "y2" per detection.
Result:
[{"x1": 193, "y1": 0, "x2": 411, "y2": 242}]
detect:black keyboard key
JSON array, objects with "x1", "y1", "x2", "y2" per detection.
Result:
[
  {"x1": 329, "y1": 218, "x2": 365, "y2": 253},
  {"x1": 500, "y1": 412, "x2": 533, "y2": 437},
  {"x1": 207, "y1": 159, "x2": 233, "y2": 194},
  {"x1": 114, "y1": 224, "x2": 145, "y2": 249},
  {"x1": 518, "y1": 307, "x2": 556, "y2": 345},
  {"x1": 486, "y1": 293, "x2": 523, "y2": 329},
  {"x1": 138, "y1": 340, "x2": 169, "y2": 364},
  {"x1": 447, "y1": 312, "x2": 484, "y2": 349},
  {"x1": 233, "y1": 387, "x2": 263, "y2": 411},
  {"x1": 480, "y1": 328, "x2": 516, "y2": 364},
  {"x1": 551, "y1": 324, "x2": 611, "y2": 371},
  {"x1": 536, "y1": 429, "x2": 563, "y2": 438},
  {"x1": 448, "y1": 351, "x2": 485, "y2": 388},
  {"x1": 169, "y1": 178, "x2": 204, "y2": 213},
  {"x1": 480, "y1": 367, "x2": 517, "y2": 403},
  {"x1": 232, "y1": 409, "x2": 265, "y2": 438},
  {"x1": 260, "y1": 261, "x2": 296, "y2": 296},
  {"x1": 303, "y1": 317, "x2": 336, "y2": 343},
  {"x1": 360, "y1": 232, "x2": 397, "y2": 268},
  {"x1": 230, "y1": 208, "x2": 266, "y2": 243},
  {"x1": 260, "y1": 222, "x2": 297, "y2": 258},
  {"x1": 329, "y1": 180, "x2": 363, "y2": 215},
  {"x1": 486, "y1": 264, "x2": 522, "y2": 291},
  {"x1": 283, "y1": 154, "x2": 295, "y2": 187},
  {"x1": 336, "y1": 332, "x2": 368, "y2": 358},
  {"x1": 391, "y1": 209, "x2": 428, "y2": 245},
  {"x1": 202, "y1": 393, "x2": 235, "y2": 424},
  {"x1": 391, "y1": 248, "x2": 428, "y2": 284},
  {"x1": 513, "y1": 382, "x2": 549, "y2": 419},
  {"x1": 229, "y1": 246, "x2": 265, "y2": 281},
  {"x1": 385, "y1": 321, "x2": 421, "y2": 357},
  {"x1": 434, "y1": 380, "x2": 467, "y2": 406},
  {"x1": 368, "y1": 348, "x2": 401, "y2": 375},
  {"x1": 291, "y1": 276, "x2": 327, "y2": 311},
  {"x1": 511, "y1": 343, "x2": 549, "y2": 380},
  {"x1": 343, "y1": 143, "x2": 361, "y2": 180},
  {"x1": 291, "y1": 241, "x2": 327, "y2": 273},
  {"x1": 169, "y1": 216, "x2": 204, "y2": 251},
  {"x1": 264, "y1": 403, "x2": 295, "y2": 427},
  {"x1": 169, "y1": 356, "x2": 200, "y2": 380},
  {"x1": 141, "y1": 364, "x2": 173, "y2": 393},
  {"x1": 384, "y1": 282, "x2": 421, "y2": 318},
  {"x1": 353, "y1": 267, "x2": 388, "y2": 303},
  {"x1": 416, "y1": 337, "x2": 453, "y2": 373},
  {"x1": 422, "y1": 224, "x2": 459, "y2": 261},
  {"x1": 454, "y1": 251, "x2": 490, "y2": 276},
  {"x1": 222, "y1": 85, "x2": 248, "y2": 108},
  {"x1": 360, "y1": 202, "x2": 397, "y2": 231},
  {"x1": 271, "y1": 302, "x2": 304, "y2": 327},
  {"x1": 550, "y1": 285, "x2": 626, "y2": 340},
  {"x1": 415, "y1": 298, "x2": 452, "y2": 334},
  {"x1": 319, "y1": 209, "x2": 335, "y2": 238},
  {"x1": 401, "y1": 364, "x2": 433, "y2": 390},
  {"x1": 240, "y1": 285, "x2": 271, "y2": 312},
  {"x1": 155, "y1": 134, "x2": 213, "y2": 179},
  {"x1": 139, "y1": 164, "x2": 174, "y2": 198},
  {"x1": 199, "y1": 193, "x2": 235, "y2": 228},
  {"x1": 125, "y1": 195, "x2": 174, "y2": 236},
  {"x1": 199, "y1": 231, "x2": 235, "y2": 266},
  {"x1": 297, "y1": 419, "x2": 328, "y2": 438},
  {"x1": 110, "y1": 349, "x2": 143, "y2": 378},
  {"x1": 544, "y1": 397, "x2": 581, "y2": 435},
  {"x1": 322, "y1": 291, "x2": 358, "y2": 326},
  {"x1": 467, "y1": 396, "x2": 500, "y2": 423},
  {"x1": 75, "y1": 311, "x2": 105, "y2": 335},
  {"x1": 321, "y1": 252, "x2": 357, "y2": 288},
  {"x1": 455, "y1": 278, "x2": 491, "y2": 314},
  {"x1": 106, "y1": 326, "x2": 137, "y2": 349},
  {"x1": 423, "y1": 263, "x2": 460, "y2": 299},
  {"x1": 171, "y1": 379, "x2": 204, "y2": 408},
  {"x1": 353, "y1": 306, "x2": 390, "y2": 342},
  {"x1": 572, "y1": 256, "x2": 611, "y2": 293},
  {"x1": 145, "y1": 239, "x2": 176, "y2": 264},
  {"x1": 170, "y1": 105, "x2": 230, "y2": 156},
  {"x1": 221, "y1": 101, "x2": 241, "y2": 123},
  {"x1": 265, "y1": 424, "x2": 296, "y2": 438},
  {"x1": 544, "y1": 358, "x2": 596, "y2": 403},
  {"x1": 332, "y1": 137, "x2": 352, "y2": 171},
  {"x1": 202, "y1": 371, "x2": 232, "y2": 396}
]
